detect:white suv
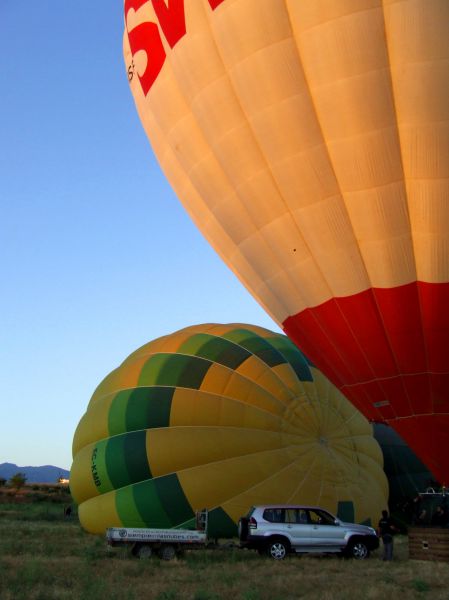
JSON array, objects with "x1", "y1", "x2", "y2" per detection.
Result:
[{"x1": 238, "y1": 505, "x2": 379, "y2": 560}]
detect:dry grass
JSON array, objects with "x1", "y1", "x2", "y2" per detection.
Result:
[{"x1": 0, "y1": 503, "x2": 448, "y2": 600}]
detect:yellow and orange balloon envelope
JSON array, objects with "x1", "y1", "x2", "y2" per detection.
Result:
[
  {"x1": 123, "y1": 0, "x2": 449, "y2": 483},
  {"x1": 71, "y1": 324, "x2": 387, "y2": 535}
]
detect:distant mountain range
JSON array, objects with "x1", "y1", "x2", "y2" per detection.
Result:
[{"x1": 0, "y1": 463, "x2": 70, "y2": 484}]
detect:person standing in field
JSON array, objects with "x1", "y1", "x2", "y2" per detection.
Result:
[{"x1": 377, "y1": 510, "x2": 397, "y2": 561}]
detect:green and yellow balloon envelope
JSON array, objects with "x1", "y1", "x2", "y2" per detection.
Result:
[{"x1": 71, "y1": 324, "x2": 387, "y2": 535}]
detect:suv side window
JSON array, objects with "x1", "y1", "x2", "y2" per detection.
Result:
[
  {"x1": 285, "y1": 509, "x2": 308, "y2": 524},
  {"x1": 263, "y1": 508, "x2": 285, "y2": 523}
]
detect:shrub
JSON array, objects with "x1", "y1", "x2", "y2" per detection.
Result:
[
  {"x1": 412, "y1": 579, "x2": 431, "y2": 593},
  {"x1": 9, "y1": 472, "x2": 27, "y2": 490}
]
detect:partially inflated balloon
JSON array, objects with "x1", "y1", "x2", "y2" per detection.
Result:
[
  {"x1": 123, "y1": 0, "x2": 449, "y2": 483},
  {"x1": 71, "y1": 324, "x2": 387, "y2": 535},
  {"x1": 373, "y1": 423, "x2": 432, "y2": 508}
]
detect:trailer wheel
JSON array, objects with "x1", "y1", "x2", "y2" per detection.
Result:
[
  {"x1": 159, "y1": 544, "x2": 176, "y2": 561},
  {"x1": 135, "y1": 543, "x2": 153, "y2": 559}
]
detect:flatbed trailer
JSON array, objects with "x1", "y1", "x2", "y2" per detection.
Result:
[{"x1": 106, "y1": 510, "x2": 209, "y2": 560}]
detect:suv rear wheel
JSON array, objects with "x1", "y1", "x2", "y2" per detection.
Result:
[
  {"x1": 267, "y1": 538, "x2": 289, "y2": 560},
  {"x1": 346, "y1": 539, "x2": 369, "y2": 560}
]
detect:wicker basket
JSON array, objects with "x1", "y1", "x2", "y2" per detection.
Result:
[{"x1": 408, "y1": 527, "x2": 449, "y2": 562}]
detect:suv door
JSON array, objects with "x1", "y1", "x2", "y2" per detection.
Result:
[
  {"x1": 306, "y1": 509, "x2": 346, "y2": 548},
  {"x1": 284, "y1": 508, "x2": 315, "y2": 548}
]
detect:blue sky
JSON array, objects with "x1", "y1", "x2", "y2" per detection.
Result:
[{"x1": 0, "y1": 2, "x2": 279, "y2": 471}]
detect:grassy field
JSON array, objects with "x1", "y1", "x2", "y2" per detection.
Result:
[{"x1": 1, "y1": 500, "x2": 448, "y2": 600}]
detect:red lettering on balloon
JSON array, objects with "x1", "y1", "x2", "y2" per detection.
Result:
[
  {"x1": 125, "y1": 0, "x2": 227, "y2": 95},
  {"x1": 124, "y1": 0, "x2": 149, "y2": 12},
  {"x1": 208, "y1": 0, "x2": 226, "y2": 8},
  {"x1": 125, "y1": 0, "x2": 166, "y2": 96},
  {"x1": 127, "y1": 22, "x2": 166, "y2": 96},
  {"x1": 151, "y1": 0, "x2": 186, "y2": 49}
]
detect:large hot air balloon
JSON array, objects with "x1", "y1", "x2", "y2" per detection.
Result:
[
  {"x1": 71, "y1": 324, "x2": 387, "y2": 535},
  {"x1": 123, "y1": 0, "x2": 449, "y2": 483}
]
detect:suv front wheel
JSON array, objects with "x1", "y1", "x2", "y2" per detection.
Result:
[
  {"x1": 346, "y1": 539, "x2": 369, "y2": 560},
  {"x1": 267, "y1": 538, "x2": 290, "y2": 560}
]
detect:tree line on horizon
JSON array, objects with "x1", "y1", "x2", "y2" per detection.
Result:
[{"x1": 0, "y1": 473, "x2": 69, "y2": 490}]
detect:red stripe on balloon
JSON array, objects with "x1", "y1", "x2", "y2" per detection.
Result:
[
  {"x1": 283, "y1": 281, "x2": 449, "y2": 483},
  {"x1": 391, "y1": 415, "x2": 449, "y2": 487}
]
